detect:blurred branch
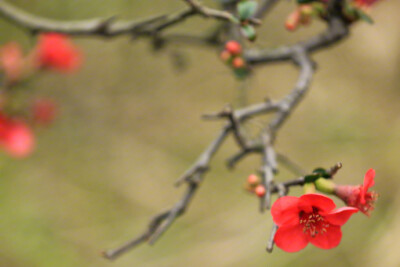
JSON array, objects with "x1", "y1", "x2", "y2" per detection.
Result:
[
  {"x1": 0, "y1": 0, "x2": 196, "y2": 36},
  {"x1": 0, "y1": 0, "x2": 247, "y2": 37},
  {"x1": 183, "y1": 0, "x2": 236, "y2": 22},
  {"x1": 260, "y1": 133, "x2": 277, "y2": 210}
]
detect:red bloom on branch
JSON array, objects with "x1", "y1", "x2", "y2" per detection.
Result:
[
  {"x1": 36, "y1": 33, "x2": 82, "y2": 72},
  {"x1": 0, "y1": 113, "x2": 35, "y2": 158},
  {"x1": 334, "y1": 169, "x2": 378, "y2": 216},
  {"x1": 271, "y1": 194, "x2": 358, "y2": 252}
]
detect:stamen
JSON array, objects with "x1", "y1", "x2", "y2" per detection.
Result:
[{"x1": 300, "y1": 209, "x2": 329, "y2": 237}]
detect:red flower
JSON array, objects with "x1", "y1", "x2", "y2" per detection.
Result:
[
  {"x1": 36, "y1": 33, "x2": 82, "y2": 72},
  {"x1": 271, "y1": 194, "x2": 358, "y2": 252},
  {"x1": 334, "y1": 169, "x2": 378, "y2": 216},
  {"x1": 0, "y1": 113, "x2": 35, "y2": 158}
]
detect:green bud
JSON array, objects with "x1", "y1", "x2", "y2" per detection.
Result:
[
  {"x1": 315, "y1": 178, "x2": 336, "y2": 194},
  {"x1": 304, "y1": 182, "x2": 316, "y2": 194}
]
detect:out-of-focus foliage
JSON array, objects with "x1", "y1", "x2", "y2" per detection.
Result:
[{"x1": 0, "y1": 1, "x2": 399, "y2": 266}]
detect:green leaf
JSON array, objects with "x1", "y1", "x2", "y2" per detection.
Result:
[
  {"x1": 312, "y1": 167, "x2": 331, "y2": 178},
  {"x1": 304, "y1": 174, "x2": 320, "y2": 183},
  {"x1": 240, "y1": 24, "x2": 256, "y2": 41},
  {"x1": 356, "y1": 8, "x2": 374, "y2": 24},
  {"x1": 237, "y1": 0, "x2": 258, "y2": 20}
]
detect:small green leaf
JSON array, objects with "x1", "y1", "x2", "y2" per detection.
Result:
[
  {"x1": 304, "y1": 174, "x2": 319, "y2": 183},
  {"x1": 233, "y1": 67, "x2": 250, "y2": 79},
  {"x1": 312, "y1": 167, "x2": 330, "y2": 178},
  {"x1": 356, "y1": 8, "x2": 374, "y2": 24},
  {"x1": 237, "y1": 0, "x2": 258, "y2": 20},
  {"x1": 240, "y1": 24, "x2": 256, "y2": 41}
]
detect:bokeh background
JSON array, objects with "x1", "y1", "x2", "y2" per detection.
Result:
[{"x1": 0, "y1": 1, "x2": 399, "y2": 266}]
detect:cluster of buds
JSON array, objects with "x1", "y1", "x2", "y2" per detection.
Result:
[
  {"x1": 285, "y1": 0, "x2": 381, "y2": 32},
  {"x1": 285, "y1": 3, "x2": 326, "y2": 31},
  {"x1": 220, "y1": 41, "x2": 249, "y2": 79},
  {"x1": 0, "y1": 33, "x2": 81, "y2": 158},
  {"x1": 244, "y1": 174, "x2": 266, "y2": 197}
]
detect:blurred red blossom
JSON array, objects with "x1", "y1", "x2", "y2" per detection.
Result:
[
  {"x1": 334, "y1": 169, "x2": 378, "y2": 216},
  {"x1": 271, "y1": 194, "x2": 358, "y2": 252},
  {"x1": 0, "y1": 113, "x2": 34, "y2": 158},
  {"x1": 36, "y1": 33, "x2": 82, "y2": 72},
  {"x1": 354, "y1": 0, "x2": 380, "y2": 7}
]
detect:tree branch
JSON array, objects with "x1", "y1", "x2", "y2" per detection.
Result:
[{"x1": 0, "y1": 0, "x2": 198, "y2": 36}]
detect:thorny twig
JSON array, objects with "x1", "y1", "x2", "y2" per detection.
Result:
[{"x1": 0, "y1": 0, "x2": 353, "y2": 260}]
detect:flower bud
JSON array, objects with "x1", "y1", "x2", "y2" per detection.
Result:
[
  {"x1": 255, "y1": 185, "x2": 266, "y2": 197},
  {"x1": 247, "y1": 174, "x2": 260, "y2": 186},
  {"x1": 285, "y1": 10, "x2": 301, "y2": 31},
  {"x1": 225, "y1": 41, "x2": 242, "y2": 55},
  {"x1": 232, "y1": 57, "x2": 245, "y2": 69},
  {"x1": 220, "y1": 50, "x2": 231, "y2": 62}
]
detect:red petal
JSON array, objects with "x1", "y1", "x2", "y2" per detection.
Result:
[
  {"x1": 271, "y1": 196, "x2": 300, "y2": 226},
  {"x1": 308, "y1": 225, "x2": 342, "y2": 249},
  {"x1": 274, "y1": 224, "x2": 309, "y2": 252},
  {"x1": 298, "y1": 194, "x2": 336, "y2": 213},
  {"x1": 363, "y1": 169, "x2": 375, "y2": 192},
  {"x1": 323, "y1": 207, "x2": 358, "y2": 226},
  {"x1": 360, "y1": 169, "x2": 375, "y2": 204}
]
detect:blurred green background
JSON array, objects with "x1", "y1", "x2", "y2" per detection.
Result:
[{"x1": 0, "y1": 1, "x2": 399, "y2": 266}]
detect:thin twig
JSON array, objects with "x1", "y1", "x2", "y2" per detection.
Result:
[
  {"x1": 260, "y1": 133, "x2": 276, "y2": 211},
  {"x1": 0, "y1": 0, "x2": 197, "y2": 36},
  {"x1": 175, "y1": 125, "x2": 230, "y2": 186}
]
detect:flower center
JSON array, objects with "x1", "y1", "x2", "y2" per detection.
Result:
[
  {"x1": 359, "y1": 191, "x2": 379, "y2": 215},
  {"x1": 299, "y1": 209, "x2": 330, "y2": 238}
]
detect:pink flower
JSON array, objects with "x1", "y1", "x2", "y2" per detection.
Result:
[
  {"x1": 0, "y1": 114, "x2": 35, "y2": 158},
  {"x1": 271, "y1": 194, "x2": 358, "y2": 252},
  {"x1": 36, "y1": 33, "x2": 82, "y2": 72},
  {"x1": 334, "y1": 169, "x2": 378, "y2": 216}
]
